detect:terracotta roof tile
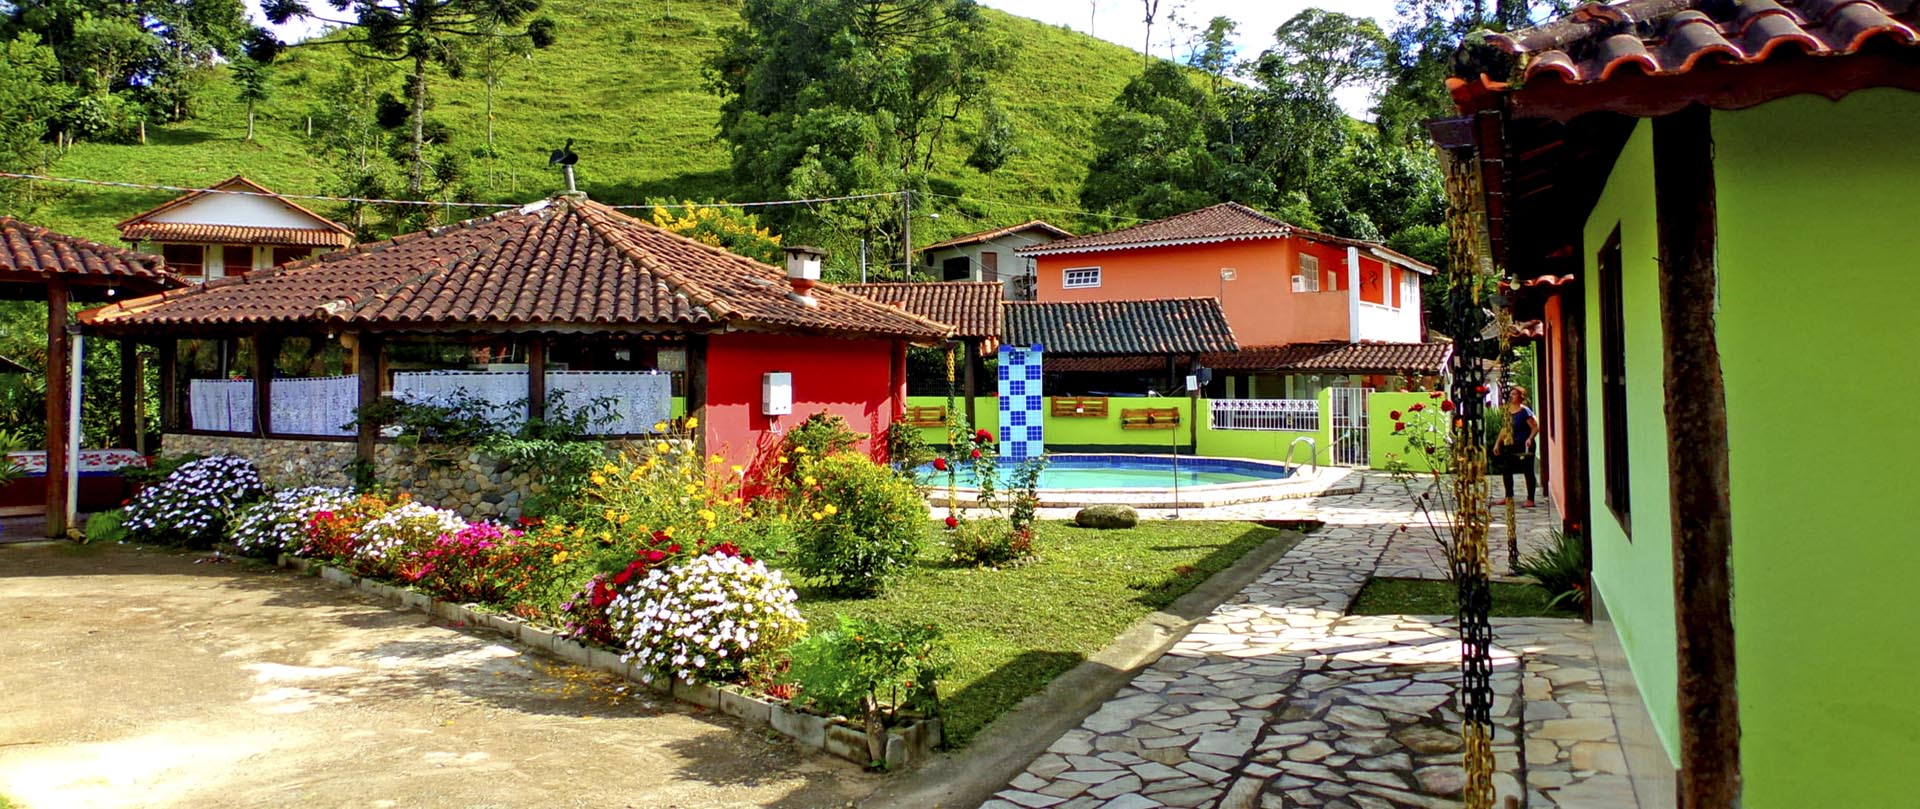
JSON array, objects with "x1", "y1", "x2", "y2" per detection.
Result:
[
  {"x1": 0, "y1": 217, "x2": 180, "y2": 284},
  {"x1": 920, "y1": 220, "x2": 1073, "y2": 252},
  {"x1": 842, "y1": 282, "x2": 1003, "y2": 340},
  {"x1": 1046, "y1": 341, "x2": 1453, "y2": 375},
  {"x1": 115, "y1": 175, "x2": 353, "y2": 240},
  {"x1": 1017, "y1": 202, "x2": 1435, "y2": 273},
  {"x1": 1487, "y1": 0, "x2": 1919, "y2": 86},
  {"x1": 118, "y1": 222, "x2": 352, "y2": 248},
  {"x1": 81, "y1": 196, "x2": 953, "y2": 341},
  {"x1": 1003, "y1": 298, "x2": 1238, "y2": 355}
]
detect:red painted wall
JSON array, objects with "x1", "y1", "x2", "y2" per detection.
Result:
[
  {"x1": 702, "y1": 333, "x2": 901, "y2": 475},
  {"x1": 1541, "y1": 294, "x2": 1570, "y2": 519}
]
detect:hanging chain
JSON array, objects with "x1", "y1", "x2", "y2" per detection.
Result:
[
  {"x1": 945, "y1": 344, "x2": 959, "y2": 510},
  {"x1": 1445, "y1": 146, "x2": 1498, "y2": 809}
]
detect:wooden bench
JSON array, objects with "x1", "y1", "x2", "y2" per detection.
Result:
[
  {"x1": 903, "y1": 405, "x2": 948, "y2": 428},
  {"x1": 1119, "y1": 407, "x2": 1181, "y2": 430},
  {"x1": 1050, "y1": 396, "x2": 1109, "y2": 418}
]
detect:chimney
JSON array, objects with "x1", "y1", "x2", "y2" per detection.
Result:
[{"x1": 783, "y1": 245, "x2": 826, "y2": 304}]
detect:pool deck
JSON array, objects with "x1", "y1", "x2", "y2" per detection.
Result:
[{"x1": 926, "y1": 461, "x2": 1362, "y2": 510}]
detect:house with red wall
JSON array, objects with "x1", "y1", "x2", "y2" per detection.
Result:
[{"x1": 1018, "y1": 203, "x2": 1444, "y2": 397}]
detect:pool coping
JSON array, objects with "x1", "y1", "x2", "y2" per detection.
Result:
[{"x1": 925, "y1": 457, "x2": 1362, "y2": 509}]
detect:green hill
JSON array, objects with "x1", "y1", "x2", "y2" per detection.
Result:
[{"x1": 15, "y1": 0, "x2": 1146, "y2": 247}]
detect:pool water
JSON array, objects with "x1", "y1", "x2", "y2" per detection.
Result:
[{"x1": 913, "y1": 454, "x2": 1292, "y2": 490}]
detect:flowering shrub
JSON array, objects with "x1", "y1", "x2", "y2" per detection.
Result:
[
  {"x1": 299, "y1": 492, "x2": 395, "y2": 559},
  {"x1": 946, "y1": 517, "x2": 1036, "y2": 567},
  {"x1": 784, "y1": 614, "x2": 949, "y2": 722},
  {"x1": 122, "y1": 455, "x2": 266, "y2": 548},
  {"x1": 609, "y1": 547, "x2": 806, "y2": 684},
  {"x1": 350, "y1": 501, "x2": 467, "y2": 578},
  {"x1": 790, "y1": 452, "x2": 928, "y2": 596},
  {"x1": 230, "y1": 487, "x2": 356, "y2": 557},
  {"x1": 407, "y1": 521, "x2": 570, "y2": 605}
]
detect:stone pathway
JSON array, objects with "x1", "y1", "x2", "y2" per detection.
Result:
[{"x1": 983, "y1": 475, "x2": 1635, "y2": 809}]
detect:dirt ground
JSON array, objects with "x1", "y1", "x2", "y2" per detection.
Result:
[{"x1": 0, "y1": 541, "x2": 876, "y2": 809}]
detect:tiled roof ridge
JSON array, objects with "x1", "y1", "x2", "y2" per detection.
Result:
[
  {"x1": 113, "y1": 174, "x2": 354, "y2": 236},
  {"x1": 0, "y1": 216, "x2": 167, "y2": 273},
  {"x1": 920, "y1": 220, "x2": 1073, "y2": 251},
  {"x1": 566, "y1": 198, "x2": 735, "y2": 321},
  {"x1": 1018, "y1": 201, "x2": 1294, "y2": 255},
  {"x1": 846, "y1": 280, "x2": 1004, "y2": 288},
  {"x1": 1005, "y1": 295, "x2": 1224, "y2": 306}
]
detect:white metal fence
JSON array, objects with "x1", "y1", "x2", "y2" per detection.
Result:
[
  {"x1": 1209, "y1": 398, "x2": 1321, "y2": 432},
  {"x1": 1330, "y1": 387, "x2": 1375, "y2": 466}
]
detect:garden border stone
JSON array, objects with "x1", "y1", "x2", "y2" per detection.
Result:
[{"x1": 270, "y1": 552, "x2": 941, "y2": 768}]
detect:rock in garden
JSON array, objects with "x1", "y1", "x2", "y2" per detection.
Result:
[{"x1": 1075, "y1": 505, "x2": 1139, "y2": 529}]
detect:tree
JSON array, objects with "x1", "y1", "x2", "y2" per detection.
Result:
[
  {"x1": 2, "y1": 0, "x2": 267, "y2": 125},
  {"x1": 1079, "y1": 60, "x2": 1224, "y2": 220},
  {"x1": 261, "y1": 0, "x2": 556, "y2": 200},
  {"x1": 307, "y1": 59, "x2": 399, "y2": 238},
  {"x1": 1138, "y1": 0, "x2": 1161, "y2": 66},
  {"x1": 0, "y1": 34, "x2": 68, "y2": 208},
  {"x1": 466, "y1": 18, "x2": 534, "y2": 154},
  {"x1": 650, "y1": 201, "x2": 784, "y2": 265},
  {"x1": 1185, "y1": 15, "x2": 1236, "y2": 91},
  {"x1": 1251, "y1": 9, "x2": 1389, "y2": 105},
  {"x1": 231, "y1": 57, "x2": 269, "y2": 140},
  {"x1": 707, "y1": 0, "x2": 1009, "y2": 263}
]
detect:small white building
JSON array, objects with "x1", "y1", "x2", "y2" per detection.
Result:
[
  {"x1": 117, "y1": 175, "x2": 354, "y2": 281},
  {"x1": 917, "y1": 220, "x2": 1071, "y2": 300}
]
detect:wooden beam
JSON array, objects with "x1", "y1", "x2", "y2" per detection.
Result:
[
  {"x1": 1652, "y1": 104, "x2": 1740, "y2": 809},
  {"x1": 526, "y1": 334, "x2": 547, "y2": 424},
  {"x1": 156, "y1": 339, "x2": 178, "y2": 433},
  {"x1": 252, "y1": 334, "x2": 278, "y2": 437},
  {"x1": 355, "y1": 333, "x2": 383, "y2": 469},
  {"x1": 118, "y1": 341, "x2": 140, "y2": 449},
  {"x1": 44, "y1": 279, "x2": 69, "y2": 537},
  {"x1": 685, "y1": 334, "x2": 708, "y2": 459},
  {"x1": 961, "y1": 339, "x2": 977, "y2": 426}
]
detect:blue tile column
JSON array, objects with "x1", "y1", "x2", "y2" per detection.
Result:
[{"x1": 996, "y1": 345, "x2": 1044, "y2": 460}]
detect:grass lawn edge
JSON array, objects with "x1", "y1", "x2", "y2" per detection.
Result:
[{"x1": 860, "y1": 526, "x2": 1306, "y2": 809}]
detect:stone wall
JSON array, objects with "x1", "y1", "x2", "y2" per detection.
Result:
[{"x1": 163, "y1": 434, "x2": 356, "y2": 489}]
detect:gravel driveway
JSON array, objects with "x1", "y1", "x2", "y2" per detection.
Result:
[{"x1": 0, "y1": 542, "x2": 873, "y2": 809}]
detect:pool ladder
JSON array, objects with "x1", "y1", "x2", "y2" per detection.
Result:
[{"x1": 1283, "y1": 436, "x2": 1319, "y2": 474}]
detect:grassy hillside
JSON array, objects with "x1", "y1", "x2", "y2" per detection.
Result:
[{"x1": 14, "y1": 0, "x2": 1145, "y2": 246}]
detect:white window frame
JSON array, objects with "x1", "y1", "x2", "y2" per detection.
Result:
[
  {"x1": 1292, "y1": 254, "x2": 1321, "y2": 293},
  {"x1": 1062, "y1": 266, "x2": 1102, "y2": 289}
]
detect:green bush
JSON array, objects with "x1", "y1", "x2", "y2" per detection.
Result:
[
  {"x1": 885, "y1": 421, "x2": 935, "y2": 470},
  {"x1": 1516, "y1": 529, "x2": 1590, "y2": 609},
  {"x1": 791, "y1": 452, "x2": 927, "y2": 596},
  {"x1": 82, "y1": 509, "x2": 128, "y2": 543},
  {"x1": 785, "y1": 412, "x2": 865, "y2": 460},
  {"x1": 946, "y1": 517, "x2": 1036, "y2": 567},
  {"x1": 784, "y1": 614, "x2": 949, "y2": 722}
]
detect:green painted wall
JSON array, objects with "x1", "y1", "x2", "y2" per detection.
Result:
[
  {"x1": 1715, "y1": 89, "x2": 1920, "y2": 808},
  {"x1": 1582, "y1": 118, "x2": 1682, "y2": 762},
  {"x1": 1369, "y1": 391, "x2": 1444, "y2": 473},
  {"x1": 906, "y1": 396, "x2": 1000, "y2": 445},
  {"x1": 903, "y1": 394, "x2": 1333, "y2": 463}
]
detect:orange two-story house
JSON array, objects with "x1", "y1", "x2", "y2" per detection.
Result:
[{"x1": 1019, "y1": 202, "x2": 1443, "y2": 396}]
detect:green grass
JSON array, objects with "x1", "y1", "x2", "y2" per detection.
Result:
[
  {"x1": 1348, "y1": 576, "x2": 1580, "y2": 619},
  {"x1": 17, "y1": 0, "x2": 1147, "y2": 246},
  {"x1": 784, "y1": 519, "x2": 1286, "y2": 747}
]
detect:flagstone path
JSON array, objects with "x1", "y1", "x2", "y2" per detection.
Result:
[{"x1": 984, "y1": 476, "x2": 1638, "y2": 809}]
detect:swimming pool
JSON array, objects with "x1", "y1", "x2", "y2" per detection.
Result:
[{"x1": 913, "y1": 453, "x2": 1293, "y2": 490}]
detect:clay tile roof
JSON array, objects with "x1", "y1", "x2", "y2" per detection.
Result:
[
  {"x1": 115, "y1": 175, "x2": 355, "y2": 248},
  {"x1": 842, "y1": 282, "x2": 1003, "y2": 340},
  {"x1": 0, "y1": 217, "x2": 180, "y2": 284},
  {"x1": 920, "y1": 220, "x2": 1074, "y2": 252},
  {"x1": 1003, "y1": 298, "x2": 1238, "y2": 355},
  {"x1": 80, "y1": 196, "x2": 954, "y2": 342},
  {"x1": 1019, "y1": 202, "x2": 1290, "y2": 256},
  {"x1": 1486, "y1": 0, "x2": 1919, "y2": 86},
  {"x1": 1046, "y1": 341, "x2": 1453, "y2": 375}
]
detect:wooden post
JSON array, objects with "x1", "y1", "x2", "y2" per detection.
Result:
[
  {"x1": 962, "y1": 339, "x2": 978, "y2": 426},
  {"x1": 1653, "y1": 104, "x2": 1740, "y2": 809},
  {"x1": 1187, "y1": 354, "x2": 1199, "y2": 456},
  {"x1": 44, "y1": 280, "x2": 69, "y2": 537},
  {"x1": 526, "y1": 334, "x2": 547, "y2": 424},
  {"x1": 156, "y1": 339, "x2": 178, "y2": 433},
  {"x1": 252, "y1": 334, "x2": 278, "y2": 437},
  {"x1": 685, "y1": 335, "x2": 708, "y2": 459},
  {"x1": 355, "y1": 333, "x2": 383, "y2": 468},
  {"x1": 118, "y1": 341, "x2": 141, "y2": 449}
]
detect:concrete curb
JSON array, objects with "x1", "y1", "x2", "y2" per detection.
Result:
[
  {"x1": 272, "y1": 553, "x2": 941, "y2": 769},
  {"x1": 860, "y1": 526, "x2": 1309, "y2": 809}
]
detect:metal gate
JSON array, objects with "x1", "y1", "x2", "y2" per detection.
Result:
[{"x1": 1329, "y1": 387, "x2": 1374, "y2": 466}]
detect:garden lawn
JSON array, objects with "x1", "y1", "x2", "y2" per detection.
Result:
[
  {"x1": 1348, "y1": 577, "x2": 1580, "y2": 619},
  {"x1": 782, "y1": 520, "x2": 1287, "y2": 747}
]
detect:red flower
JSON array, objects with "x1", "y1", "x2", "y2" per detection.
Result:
[
  {"x1": 645, "y1": 550, "x2": 666, "y2": 564},
  {"x1": 970, "y1": 448, "x2": 982, "y2": 459},
  {"x1": 1408, "y1": 403, "x2": 1425, "y2": 412},
  {"x1": 515, "y1": 515, "x2": 543, "y2": 527},
  {"x1": 1389, "y1": 410, "x2": 1401, "y2": 420},
  {"x1": 1430, "y1": 391, "x2": 1444, "y2": 399},
  {"x1": 1476, "y1": 384, "x2": 1489, "y2": 394},
  {"x1": 976, "y1": 429, "x2": 993, "y2": 442},
  {"x1": 944, "y1": 515, "x2": 959, "y2": 529},
  {"x1": 668, "y1": 543, "x2": 681, "y2": 553},
  {"x1": 1394, "y1": 421, "x2": 1406, "y2": 432},
  {"x1": 1440, "y1": 400, "x2": 1455, "y2": 412},
  {"x1": 933, "y1": 457, "x2": 949, "y2": 471}
]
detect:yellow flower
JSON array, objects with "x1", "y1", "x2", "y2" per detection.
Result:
[
  {"x1": 794, "y1": 446, "x2": 808, "y2": 455},
  {"x1": 603, "y1": 509, "x2": 618, "y2": 523},
  {"x1": 697, "y1": 508, "x2": 716, "y2": 522},
  {"x1": 551, "y1": 551, "x2": 570, "y2": 564},
  {"x1": 663, "y1": 525, "x2": 676, "y2": 537},
  {"x1": 803, "y1": 475, "x2": 817, "y2": 486},
  {"x1": 811, "y1": 511, "x2": 823, "y2": 521},
  {"x1": 777, "y1": 455, "x2": 789, "y2": 464},
  {"x1": 685, "y1": 416, "x2": 699, "y2": 429},
  {"x1": 653, "y1": 421, "x2": 668, "y2": 432},
  {"x1": 655, "y1": 441, "x2": 671, "y2": 454},
  {"x1": 684, "y1": 483, "x2": 699, "y2": 495},
  {"x1": 589, "y1": 473, "x2": 607, "y2": 486},
  {"x1": 710, "y1": 453, "x2": 724, "y2": 464},
  {"x1": 730, "y1": 464, "x2": 745, "y2": 475},
  {"x1": 823, "y1": 503, "x2": 838, "y2": 516}
]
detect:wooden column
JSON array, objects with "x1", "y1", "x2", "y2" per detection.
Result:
[
  {"x1": 156, "y1": 339, "x2": 178, "y2": 432},
  {"x1": 355, "y1": 333, "x2": 383, "y2": 467},
  {"x1": 118, "y1": 341, "x2": 142, "y2": 449},
  {"x1": 962, "y1": 339, "x2": 978, "y2": 426},
  {"x1": 252, "y1": 334, "x2": 278, "y2": 437},
  {"x1": 44, "y1": 280, "x2": 69, "y2": 537},
  {"x1": 526, "y1": 334, "x2": 547, "y2": 424},
  {"x1": 685, "y1": 335, "x2": 708, "y2": 459},
  {"x1": 1653, "y1": 104, "x2": 1740, "y2": 809}
]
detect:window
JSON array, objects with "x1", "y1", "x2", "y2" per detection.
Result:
[
  {"x1": 1597, "y1": 226, "x2": 1631, "y2": 534},
  {"x1": 222, "y1": 245, "x2": 254, "y2": 277},
  {"x1": 160, "y1": 244, "x2": 203, "y2": 277},
  {"x1": 272, "y1": 247, "x2": 310, "y2": 266},
  {"x1": 1063, "y1": 266, "x2": 1101, "y2": 289},
  {"x1": 1292, "y1": 254, "x2": 1320, "y2": 292},
  {"x1": 942, "y1": 256, "x2": 971, "y2": 282}
]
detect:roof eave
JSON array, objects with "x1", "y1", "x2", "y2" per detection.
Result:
[{"x1": 1017, "y1": 232, "x2": 1290, "y2": 257}]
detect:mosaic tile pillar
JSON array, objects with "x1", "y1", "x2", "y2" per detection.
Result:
[{"x1": 997, "y1": 345, "x2": 1044, "y2": 460}]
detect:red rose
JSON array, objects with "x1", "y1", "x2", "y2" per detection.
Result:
[
  {"x1": 970, "y1": 448, "x2": 982, "y2": 459},
  {"x1": 1440, "y1": 400, "x2": 1455, "y2": 412},
  {"x1": 1430, "y1": 391, "x2": 1444, "y2": 399},
  {"x1": 1389, "y1": 410, "x2": 1402, "y2": 420},
  {"x1": 1476, "y1": 384, "x2": 1489, "y2": 394},
  {"x1": 944, "y1": 516, "x2": 959, "y2": 529},
  {"x1": 933, "y1": 457, "x2": 949, "y2": 471},
  {"x1": 1408, "y1": 403, "x2": 1425, "y2": 412},
  {"x1": 1394, "y1": 421, "x2": 1406, "y2": 432},
  {"x1": 976, "y1": 429, "x2": 992, "y2": 442},
  {"x1": 668, "y1": 543, "x2": 681, "y2": 553}
]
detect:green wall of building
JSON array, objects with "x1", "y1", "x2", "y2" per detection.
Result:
[
  {"x1": 1582, "y1": 118, "x2": 1682, "y2": 763},
  {"x1": 1714, "y1": 89, "x2": 1920, "y2": 808},
  {"x1": 902, "y1": 394, "x2": 1329, "y2": 464}
]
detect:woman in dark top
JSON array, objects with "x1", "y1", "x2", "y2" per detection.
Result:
[{"x1": 1493, "y1": 386, "x2": 1540, "y2": 508}]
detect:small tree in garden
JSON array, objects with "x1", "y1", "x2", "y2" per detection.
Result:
[
  {"x1": 785, "y1": 614, "x2": 951, "y2": 765},
  {"x1": 937, "y1": 423, "x2": 1046, "y2": 566},
  {"x1": 1383, "y1": 393, "x2": 1470, "y2": 578}
]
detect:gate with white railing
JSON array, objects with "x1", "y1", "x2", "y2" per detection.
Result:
[
  {"x1": 1208, "y1": 398, "x2": 1321, "y2": 432},
  {"x1": 1329, "y1": 387, "x2": 1374, "y2": 466}
]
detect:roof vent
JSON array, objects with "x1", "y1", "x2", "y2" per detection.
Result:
[{"x1": 783, "y1": 245, "x2": 826, "y2": 302}]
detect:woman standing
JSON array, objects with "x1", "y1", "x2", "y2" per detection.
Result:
[{"x1": 1492, "y1": 386, "x2": 1540, "y2": 508}]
